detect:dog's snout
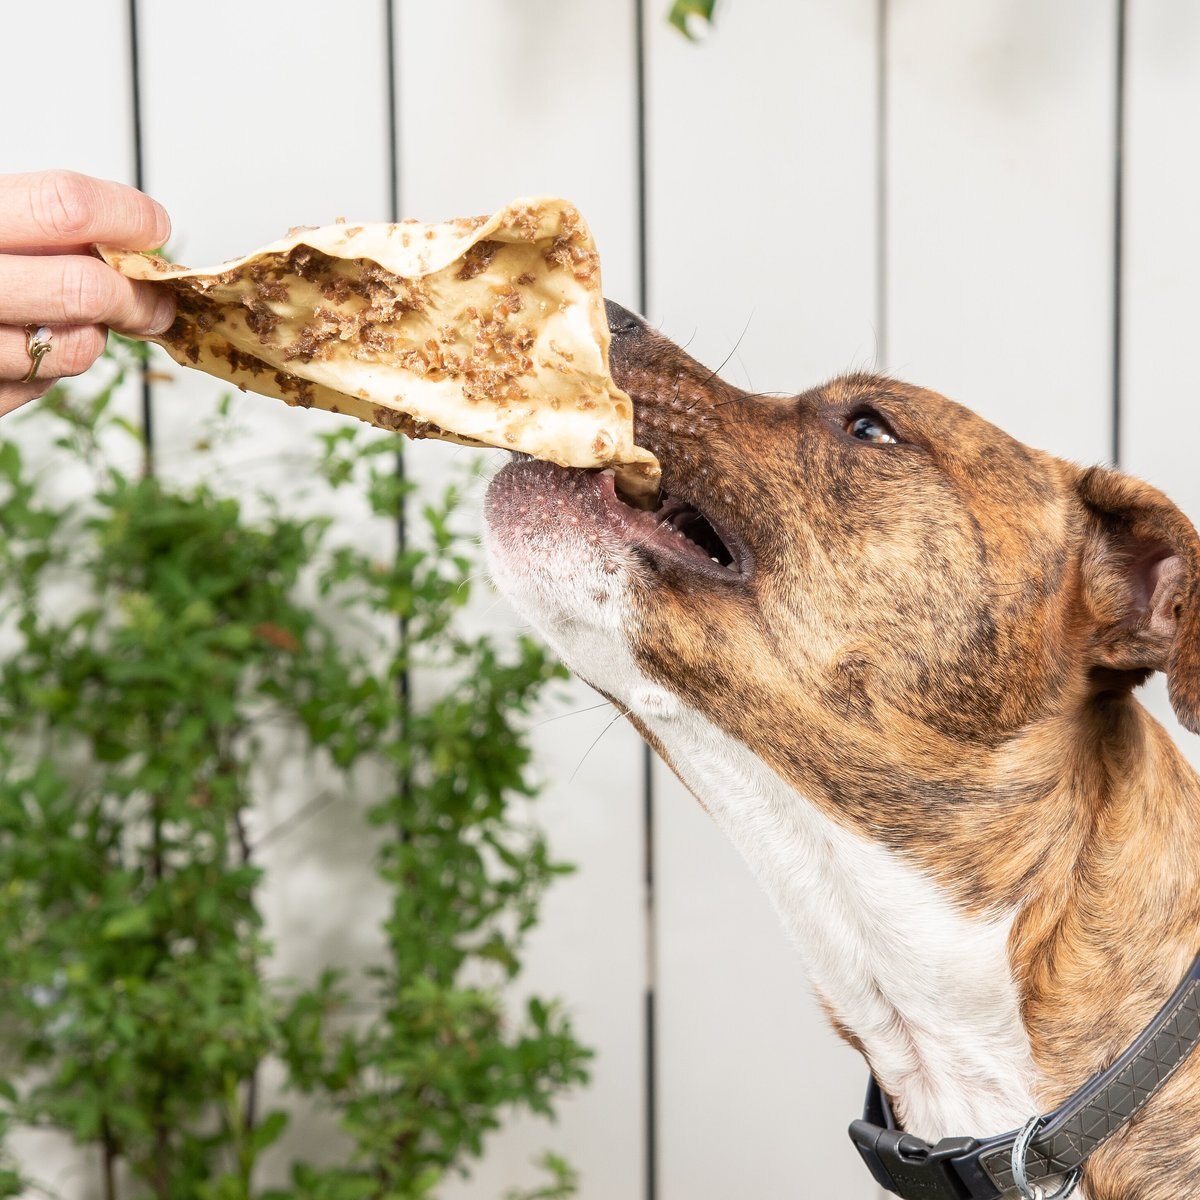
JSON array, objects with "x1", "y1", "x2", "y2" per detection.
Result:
[{"x1": 604, "y1": 299, "x2": 647, "y2": 338}]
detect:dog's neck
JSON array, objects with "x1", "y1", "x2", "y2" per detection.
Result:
[
  {"x1": 646, "y1": 705, "x2": 1040, "y2": 1142},
  {"x1": 636, "y1": 688, "x2": 1200, "y2": 1148},
  {"x1": 1008, "y1": 700, "x2": 1200, "y2": 1113}
]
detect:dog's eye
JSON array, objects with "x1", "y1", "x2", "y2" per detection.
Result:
[{"x1": 847, "y1": 413, "x2": 898, "y2": 444}]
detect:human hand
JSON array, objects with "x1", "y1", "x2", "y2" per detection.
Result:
[{"x1": 0, "y1": 170, "x2": 176, "y2": 418}]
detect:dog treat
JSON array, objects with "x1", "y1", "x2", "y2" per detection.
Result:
[{"x1": 98, "y1": 198, "x2": 660, "y2": 503}]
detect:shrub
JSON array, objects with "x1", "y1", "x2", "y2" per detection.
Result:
[{"x1": 0, "y1": 341, "x2": 586, "y2": 1200}]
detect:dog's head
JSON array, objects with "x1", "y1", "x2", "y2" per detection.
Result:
[{"x1": 485, "y1": 304, "x2": 1200, "y2": 851}]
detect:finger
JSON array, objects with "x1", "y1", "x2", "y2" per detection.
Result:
[
  {"x1": 0, "y1": 170, "x2": 171, "y2": 251},
  {"x1": 0, "y1": 380, "x2": 48, "y2": 417},
  {"x1": 0, "y1": 254, "x2": 175, "y2": 335},
  {"x1": 0, "y1": 323, "x2": 107, "y2": 383},
  {"x1": 0, "y1": 242, "x2": 93, "y2": 255}
]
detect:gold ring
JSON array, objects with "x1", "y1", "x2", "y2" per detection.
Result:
[{"x1": 22, "y1": 324, "x2": 53, "y2": 384}]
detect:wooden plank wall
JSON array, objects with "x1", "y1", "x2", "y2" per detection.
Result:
[{"x1": 3, "y1": 3, "x2": 1198, "y2": 1199}]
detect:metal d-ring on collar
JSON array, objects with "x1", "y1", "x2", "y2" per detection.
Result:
[
  {"x1": 848, "y1": 951, "x2": 1200, "y2": 1199},
  {"x1": 1010, "y1": 1116, "x2": 1079, "y2": 1200}
]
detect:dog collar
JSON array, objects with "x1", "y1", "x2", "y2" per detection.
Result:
[{"x1": 848, "y1": 952, "x2": 1200, "y2": 1199}]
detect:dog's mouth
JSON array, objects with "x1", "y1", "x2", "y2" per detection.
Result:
[
  {"x1": 601, "y1": 468, "x2": 744, "y2": 578},
  {"x1": 488, "y1": 298, "x2": 751, "y2": 585},
  {"x1": 488, "y1": 453, "x2": 746, "y2": 582}
]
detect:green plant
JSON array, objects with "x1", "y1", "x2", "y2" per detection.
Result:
[
  {"x1": 667, "y1": 0, "x2": 718, "y2": 39},
  {"x1": 0, "y1": 339, "x2": 586, "y2": 1200}
]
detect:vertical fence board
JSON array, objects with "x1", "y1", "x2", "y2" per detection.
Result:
[
  {"x1": 135, "y1": 0, "x2": 395, "y2": 1184},
  {"x1": 396, "y1": 5, "x2": 647, "y2": 1198},
  {"x1": 887, "y1": 0, "x2": 1118, "y2": 463},
  {"x1": 644, "y1": 4, "x2": 881, "y2": 387},
  {"x1": 1122, "y1": 0, "x2": 1200, "y2": 764},
  {"x1": 1, "y1": 11, "x2": 137, "y2": 1192},
  {"x1": 136, "y1": 0, "x2": 394, "y2": 489},
  {"x1": 2, "y1": 1, "x2": 134, "y2": 183},
  {"x1": 645, "y1": 4, "x2": 882, "y2": 1198},
  {"x1": 0, "y1": 1, "x2": 144, "y2": 479}
]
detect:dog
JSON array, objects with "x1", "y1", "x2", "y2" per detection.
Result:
[{"x1": 482, "y1": 301, "x2": 1200, "y2": 1200}]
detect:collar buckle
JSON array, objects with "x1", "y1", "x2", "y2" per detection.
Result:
[
  {"x1": 848, "y1": 1119, "x2": 978, "y2": 1199},
  {"x1": 848, "y1": 953, "x2": 1200, "y2": 1198}
]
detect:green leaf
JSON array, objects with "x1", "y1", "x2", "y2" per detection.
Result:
[
  {"x1": 667, "y1": 0, "x2": 718, "y2": 38},
  {"x1": 0, "y1": 440, "x2": 21, "y2": 482},
  {"x1": 100, "y1": 905, "x2": 155, "y2": 941},
  {"x1": 251, "y1": 1108, "x2": 290, "y2": 1154}
]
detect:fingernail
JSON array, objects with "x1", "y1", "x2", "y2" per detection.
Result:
[
  {"x1": 149, "y1": 292, "x2": 176, "y2": 334},
  {"x1": 153, "y1": 204, "x2": 172, "y2": 248}
]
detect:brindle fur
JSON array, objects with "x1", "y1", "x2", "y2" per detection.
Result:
[{"x1": 598, "y1": 320, "x2": 1200, "y2": 1200}]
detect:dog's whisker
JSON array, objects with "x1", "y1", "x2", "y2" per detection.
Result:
[
  {"x1": 534, "y1": 700, "x2": 614, "y2": 728},
  {"x1": 567, "y1": 705, "x2": 632, "y2": 784},
  {"x1": 455, "y1": 571, "x2": 492, "y2": 594},
  {"x1": 679, "y1": 313, "x2": 755, "y2": 412},
  {"x1": 702, "y1": 311, "x2": 755, "y2": 387},
  {"x1": 708, "y1": 389, "x2": 791, "y2": 412},
  {"x1": 472, "y1": 593, "x2": 517, "y2": 622}
]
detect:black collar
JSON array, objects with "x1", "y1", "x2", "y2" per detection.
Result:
[{"x1": 848, "y1": 953, "x2": 1200, "y2": 1199}]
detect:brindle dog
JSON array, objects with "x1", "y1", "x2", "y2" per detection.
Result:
[{"x1": 484, "y1": 302, "x2": 1200, "y2": 1200}]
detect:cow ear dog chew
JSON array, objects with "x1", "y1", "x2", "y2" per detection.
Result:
[{"x1": 98, "y1": 198, "x2": 660, "y2": 507}]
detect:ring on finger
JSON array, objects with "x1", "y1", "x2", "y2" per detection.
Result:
[{"x1": 23, "y1": 323, "x2": 53, "y2": 383}]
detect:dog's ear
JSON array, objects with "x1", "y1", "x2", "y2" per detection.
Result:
[{"x1": 1075, "y1": 466, "x2": 1200, "y2": 733}]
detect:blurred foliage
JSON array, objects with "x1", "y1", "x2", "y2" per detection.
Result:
[
  {"x1": 0, "y1": 339, "x2": 584, "y2": 1200},
  {"x1": 667, "y1": 0, "x2": 718, "y2": 39}
]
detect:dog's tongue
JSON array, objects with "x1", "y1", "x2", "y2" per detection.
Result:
[{"x1": 98, "y1": 197, "x2": 661, "y2": 505}]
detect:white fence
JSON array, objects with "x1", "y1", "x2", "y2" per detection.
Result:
[{"x1": 3, "y1": 2, "x2": 1199, "y2": 1199}]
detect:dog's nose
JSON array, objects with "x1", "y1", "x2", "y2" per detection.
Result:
[{"x1": 604, "y1": 299, "x2": 647, "y2": 337}]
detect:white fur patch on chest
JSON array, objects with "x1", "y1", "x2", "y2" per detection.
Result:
[{"x1": 657, "y1": 720, "x2": 1041, "y2": 1142}]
